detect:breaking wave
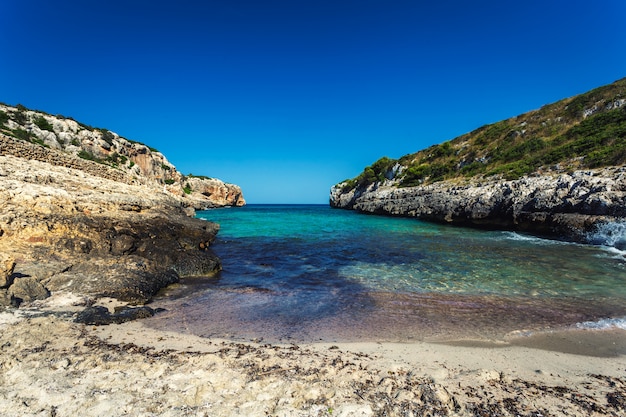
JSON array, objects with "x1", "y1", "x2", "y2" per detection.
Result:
[{"x1": 586, "y1": 221, "x2": 626, "y2": 252}]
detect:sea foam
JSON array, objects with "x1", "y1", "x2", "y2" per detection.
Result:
[
  {"x1": 575, "y1": 316, "x2": 626, "y2": 331},
  {"x1": 586, "y1": 220, "x2": 626, "y2": 253}
]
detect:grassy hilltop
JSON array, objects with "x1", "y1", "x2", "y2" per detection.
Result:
[{"x1": 342, "y1": 77, "x2": 626, "y2": 191}]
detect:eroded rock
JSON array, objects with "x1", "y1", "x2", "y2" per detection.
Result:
[
  {"x1": 9, "y1": 277, "x2": 50, "y2": 303},
  {"x1": 0, "y1": 254, "x2": 15, "y2": 288},
  {"x1": 330, "y1": 168, "x2": 626, "y2": 241},
  {"x1": 0, "y1": 150, "x2": 223, "y2": 307}
]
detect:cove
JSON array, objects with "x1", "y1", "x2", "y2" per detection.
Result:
[{"x1": 146, "y1": 204, "x2": 626, "y2": 345}]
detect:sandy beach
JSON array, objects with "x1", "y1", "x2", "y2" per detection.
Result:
[{"x1": 1, "y1": 294, "x2": 624, "y2": 417}]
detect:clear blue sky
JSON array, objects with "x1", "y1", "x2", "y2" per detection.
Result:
[{"x1": 1, "y1": 1, "x2": 625, "y2": 203}]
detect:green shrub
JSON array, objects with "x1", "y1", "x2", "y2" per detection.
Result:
[
  {"x1": 0, "y1": 111, "x2": 9, "y2": 125},
  {"x1": 187, "y1": 173, "x2": 212, "y2": 180},
  {"x1": 183, "y1": 183, "x2": 192, "y2": 194},
  {"x1": 104, "y1": 152, "x2": 129, "y2": 167},
  {"x1": 11, "y1": 128, "x2": 31, "y2": 141},
  {"x1": 34, "y1": 116, "x2": 54, "y2": 132},
  {"x1": 12, "y1": 109, "x2": 27, "y2": 125},
  {"x1": 492, "y1": 137, "x2": 546, "y2": 163},
  {"x1": 98, "y1": 129, "x2": 115, "y2": 146},
  {"x1": 164, "y1": 179, "x2": 175, "y2": 185},
  {"x1": 78, "y1": 150, "x2": 97, "y2": 161},
  {"x1": 342, "y1": 156, "x2": 396, "y2": 191},
  {"x1": 340, "y1": 178, "x2": 358, "y2": 192},
  {"x1": 31, "y1": 137, "x2": 48, "y2": 147},
  {"x1": 400, "y1": 164, "x2": 431, "y2": 187}
]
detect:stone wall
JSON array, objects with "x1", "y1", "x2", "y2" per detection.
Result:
[{"x1": 0, "y1": 134, "x2": 132, "y2": 184}]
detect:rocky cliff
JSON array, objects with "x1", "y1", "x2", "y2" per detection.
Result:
[
  {"x1": 0, "y1": 103, "x2": 245, "y2": 209},
  {"x1": 331, "y1": 167, "x2": 626, "y2": 242},
  {"x1": 0, "y1": 103, "x2": 244, "y2": 310},
  {"x1": 331, "y1": 78, "x2": 626, "y2": 242}
]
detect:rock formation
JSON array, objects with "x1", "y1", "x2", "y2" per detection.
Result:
[
  {"x1": 330, "y1": 78, "x2": 626, "y2": 242},
  {"x1": 331, "y1": 167, "x2": 626, "y2": 242},
  {"x1": 0, "y1": 103, "x2": 245, "y2": 308},
  {"x1": 0, "y1": 103, "x2": 245, "y2": 209}
]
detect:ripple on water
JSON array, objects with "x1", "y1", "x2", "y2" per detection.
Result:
[{"x1": 146, "y1": 205, "x2": 626, "y2": 344}]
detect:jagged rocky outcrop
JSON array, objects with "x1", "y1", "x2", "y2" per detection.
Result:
[
  {"x1": 0, "y1": 152, "x2": 222, "y2": 307},
  {"x1": 331, "y1": 78, "x2": 626, "y2": 242},
  {"x1": 331, "y1": 167, "x2": 626, "y2": 242},
  {"x1": 0, "y1": 103, "x2": 243, "y2": 309},
  {"x1": 0, "y1": 103, "x2": 245, "y2": 209}
]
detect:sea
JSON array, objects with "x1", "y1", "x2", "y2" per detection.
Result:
[{"x1": 147, "y1": 204, "x2": 626, "y2": 344}]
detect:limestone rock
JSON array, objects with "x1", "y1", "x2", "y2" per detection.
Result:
[
  {"x1": 330, "y1": 167, "x2": 626, "y2": 241},
  {"x1": 0, "y1": 150, "x2": 222, "y2": 306},
  {"x1": 0, "y1": 254, "x2": 15, "y2": 288},
  {"x1": 0, "y1": 103, "x2": 245, "y2": 209},
  {"x1": 0, "y1": 103, "x2": 237, "y2": 310},
  {"x1": 185, "y1": 177, "x2": 246, "y2": 208}
]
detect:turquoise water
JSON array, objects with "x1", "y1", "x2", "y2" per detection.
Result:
[{"x1": 148, "y1": 205, "x2": 626, "y2": 342}]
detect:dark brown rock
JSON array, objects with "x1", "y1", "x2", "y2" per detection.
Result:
[
  {"x1": 0, "y1": 289, "x2": 20, "y2": 307},
  {"x1": 9, "y1": 277, "x2": 50, "y2": 303},
  {"x1": 74, "y1": 305, "x2": 160, "y2": 325}
]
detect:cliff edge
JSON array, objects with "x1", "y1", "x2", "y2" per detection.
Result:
[{"x1": 331, "y1": 78, "x2": 626, "y2": 243}]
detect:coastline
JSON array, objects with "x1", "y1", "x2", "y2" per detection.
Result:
[{"x1": 1, "y1": 295, "x2": 624, "y2": 416}]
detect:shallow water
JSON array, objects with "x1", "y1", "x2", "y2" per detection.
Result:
[{"x1": 147, "y1": 205, "x2": 626, "y2": 343}]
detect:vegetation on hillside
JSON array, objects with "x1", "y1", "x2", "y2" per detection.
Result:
[
  {"x1": 0, "y1": 103, "x2": 158, "y2": 155},
  {"x1": 341, "y1": 77, "x2": 626, "y2": 191}
]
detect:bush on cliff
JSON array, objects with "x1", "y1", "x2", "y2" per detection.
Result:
[
  {"x1": 34, "y1": 116, "x2": 54, "y2": 132},
  {"x1": 0, "y1": 110, "x2": 9, "y2": 126},
  {"x1": 340, "y1": 77, "x2": 626, "y2": 192}
]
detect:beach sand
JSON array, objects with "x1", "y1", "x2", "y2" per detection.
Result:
[{"x1": 1, "y1": 294, "x2": 625, "y2": 416}]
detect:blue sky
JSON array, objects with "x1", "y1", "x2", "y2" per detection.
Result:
[{"x1": 1, "y1": 1, "x2": 625, "y2": 203}]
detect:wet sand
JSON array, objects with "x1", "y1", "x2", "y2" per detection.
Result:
[{"x1": 1, "y1": 294, "x2": 625, "y2": 416}]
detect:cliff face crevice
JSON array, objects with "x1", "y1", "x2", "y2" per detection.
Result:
[{"x1": 331, "y1": 168, "x2": 626, "y2": 242}]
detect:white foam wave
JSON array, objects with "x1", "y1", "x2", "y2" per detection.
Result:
[
  {"x1": 575, "y1": 317, "x2": 626, "y2": 331},
  {"x1": 587, "y1": 221, "x2": 626, "y2": 251},
  {"x1": 501, "y1": 232, "x2": 571, "y2": 246}
]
